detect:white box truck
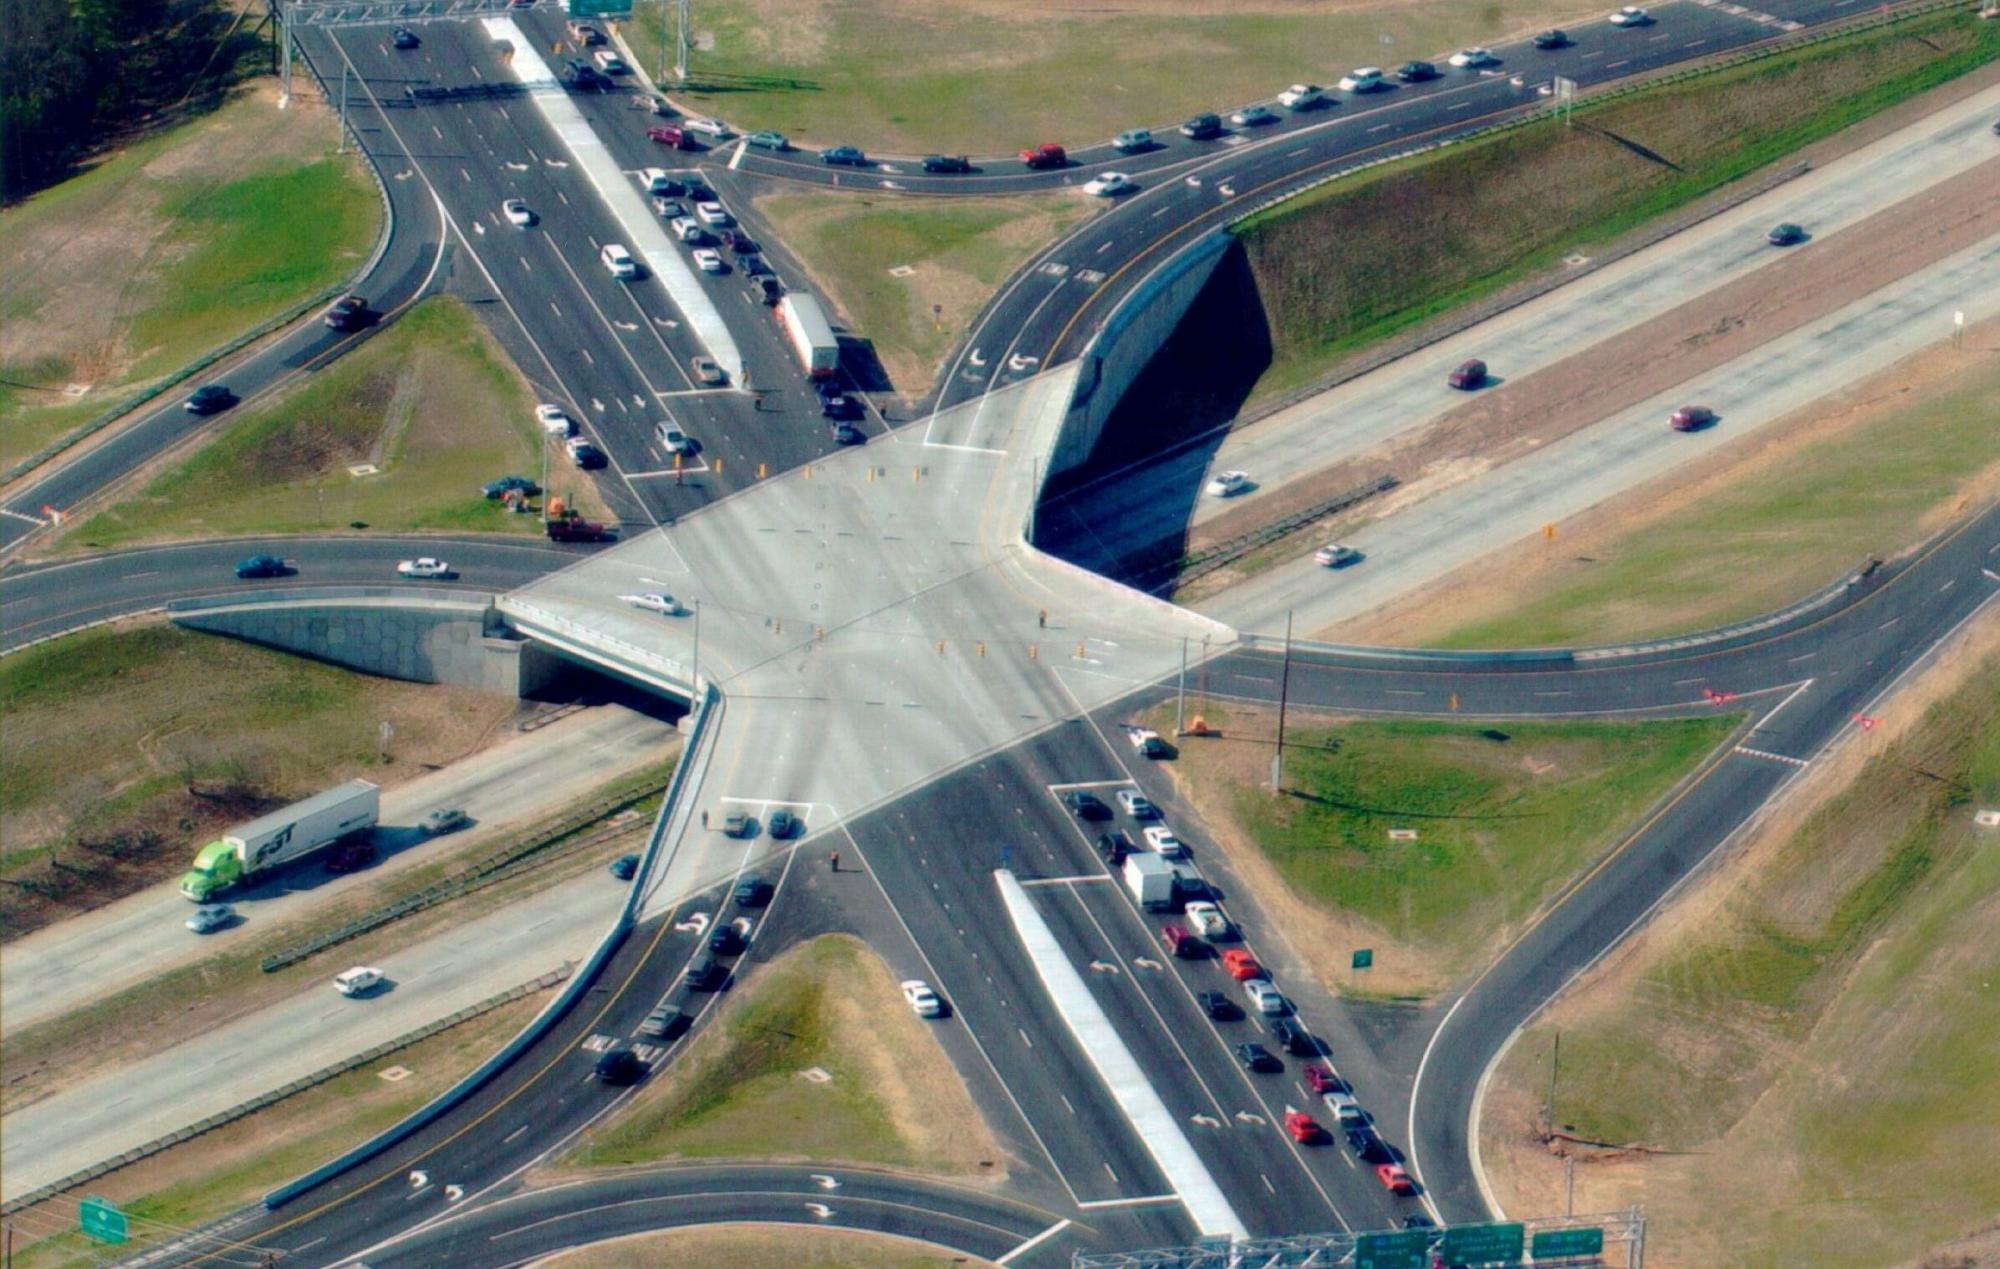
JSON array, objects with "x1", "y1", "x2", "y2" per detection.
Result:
[
  {"x1": 179, "y1": 779, "x2": 380, "y2": 902},
  {"x1": 1123, "y1": 852, "x2": 1177, "y2": 912},
  {"x1": 776, "y1": 293, "x2": 839, "y2": 379}
]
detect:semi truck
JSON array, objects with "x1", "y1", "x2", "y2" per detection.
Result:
[
  {"x1": 178, "y1": 780, "x2": 380, "y2": 902},
  {"x1": 776, "y1": 293, "x2": 839, "y2": 379},
  {"x1": 1123, "y1": 852, "x2": 1177, "y2": 911}
]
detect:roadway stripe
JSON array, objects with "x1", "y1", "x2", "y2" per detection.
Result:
[
  {"x1": 1734, "y1": 745, "x2": 1809, "y2": 768},
  {"x1": 996, "y1": 1217, "x2": 1073, "y2": 1264}
]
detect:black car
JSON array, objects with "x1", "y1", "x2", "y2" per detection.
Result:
[
  {"x1": 594, "y1": 1047, "x2": 644, "y2": 1084},
  {"x1": 1198, "y1": 990, "x2": 1242, "y2": 1021},
  {"x1": 682, "y1": 180, "x2": 715, "y2": 202},
  {"x1": 748, "y1": 276, "x2": 784, "y2": 305},
  {"x1": 1179, "y1": 113, "x2": 1223, "y2": 139},
  {"x1": 1532, "y1": 28, "x2": 1569, "y2": 48},
  {"x1": 1347, "y1": 1126, "x2": 1391, "y2": 1161},
  {"x1": 723, "y1": 230, "x2": 758, "y2": 254},
  {"x1": 391, "y1": 26, "x2": 419, "y2": 48},
  {"x1": 1096, "y1": 831, "x2": 1131, "y2": 865},
  {"x1": 1063, "y1": 790, "x2": 1111, "y2": 821},
  {"x1": 828, "y1": 421, "x2": 865, "y2": 445},
  {"x1": 483, "y1": 474, "x2": 540, "y2": 499},
  {"x1": 1402, "y1": 1215, "x2": 1437, "y2": 1230},
  {"x1": 821, "y1": 145, "x2": 868, "y2": 166},
  {"x1": 325, "y1": 841, "x2": 377, "y2": 874},
  {"x1": 768, "y1": 808, "x2": 798, "y2": 838},
  {"x1": 738, "y1": 253, "x2": 770, "y2": 276},
  {"x1": 1767, "y1": 222, "x2": 1807, "y2": 246},
  {"x1": 814, "y1": 378, "x2": 847, "y2": 401},
  {"x1": 234, "y1": 553, "x2": 288, "y2": 579},
  {"x1": 563, "y1": 60, "x2": 612, "y2": 91},
  {"x1": 733, "y1": 876, "x2": 772, "y2": 907},
  {"x1": 1234, "y1": 1042, "x2": 1282, "y2": 1073},
  {"x1": 1395, "y1": 60, "x2": 1440, "y2": 82},
  {"x1": 922, "y1": 154, "x2": 972, "y2": 174},
  {"x1": 820, "y1": 392, "x2": 862, "y2": 421},
  {"x1": 683, "y1": 954, "x2": 726, "y2": 990},
  {"x1": 709, "y1": 925, "x2": 746, "y2": 955},
  {"x1": 639, "y1": 1004, "x2": 686, "y2": 1039},
  {"x1": 1271, "y1": 1018, "x2": 1315, "y2": 1055},
  {"x1": 184, "y1": 384, "x2": 235, "y2": 415},
  {"x1": 569, "y1": 441, "x2": 607, "y2": 469},
  {"x1": 609, "y1": 854, "x2": 639, "y2": 881}
]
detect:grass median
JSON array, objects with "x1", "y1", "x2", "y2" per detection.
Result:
[
  {"x1": 622, "y1": 0, "x2": 1605, "y2": 157},
  {"x1": 543, "y1": 1227, "x2": 992, "y2": 1268},
  {"x1": 1480, "y1": 637, "x2": 2000, "y2": 1267},
  {"x1": 566, "y1": 934, "x2": 999, "y2": 1174},
  {"x1": 1234, "y1": 5, "x2": 2000, "y2": 403},
  {"x1": 1156, "y1": 702, "x2": 1738, "y2": 994},
  {"x1": 755, "y1": 191, "x2": 1094, "y2": 393},
  {"x1": 6, "y1": 988, "x2": 549, "y2": 1269},
  {"x1": 58, "y1": 296, "x2": 604, "y2": 550},
  {"x1": 0, "y1": 620, "x2": 518, "y2": 940},
  {"x1": 0, "y1": 83, "x2": 378, "y2": 473}
]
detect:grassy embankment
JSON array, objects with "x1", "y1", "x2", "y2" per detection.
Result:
[
  {"x1": 1155, "y1": 701, "x2": 1739, "y2": 995},
  {"x1": 569, "y1": 934, "x2": 997, "y2": 1173},
  {"x1": 1415, "y1": 338, "x2": 2000, "y2": 648},
  {"x1": 0, "y1": 622, "x2": 518, "y2": 939},
  {"x1": 622, "y1": 0, "x2": 1606, "y2": 155},
  {"x1": 0, "y1": 87, "x2": 378, "y2": 472},
  {"x1": 754, "y1": 192, "x2": 1094, "y2": 393},
  {"x1": 7, "y1": 991, "x2": 548, "y2": 1269},
  {"x1": 60, "y1": 296, "x2": 598, "y2": 549},
  {"x1": 543, "y1": 1227, "x2": 992, "y2": 1269},
  {"x1": 1483, "y1": 646, "x2": 2000, "y2": 1267},
  {"x1": 1234, "y1": 5, "x2": 2000, "y2": 402}
]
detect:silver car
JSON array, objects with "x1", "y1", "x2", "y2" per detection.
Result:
[{"x1": 186, "y1": 904, "x2": 234, "y2": 934}]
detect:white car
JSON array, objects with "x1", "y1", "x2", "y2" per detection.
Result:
[
  {"x1": 693, "y1": 200, "x2": 732, "y2": 226},
  {"x1": 600, "y1": 243, "x2": 638, "y2": 279},
  {"x1": 1206, "y1": 470, "x2": 1251, "y2": 497},
  {"x1": 1449, "y1": 46, "x2": 1496, "y2": 68},
  {"x1": 592, "y1": 49, "x2": 628, "y2": 74},
  {"x1": 1609, "y1": 5, "x2": 1650, "y2": 25},
  {"x1": 669, "y1": 216, "x2": 704, "y2": 243},
  {"x1": 1183, "y1": 900, "x2": 1231, "y2": 939},
  {"x1": 1083, "y1": 171, "x2": 1135, "y2": 197},
  {"x1": 682, "y1": 115, "x2": 733, "y2": 139},
  {"x1": 1244, "y1": 979, "x2": 1289, "y2": 1015},
  {"x1": 656, "y1": 423, "x2": 693, "y2": 453},
  {"x1": 626, "y1": 592, "x2": 682, "y2": 616},
  {"x1": 502, "y1": 198, "x2": 534, "y2": 226},
  {"x1": 535, "y1": 403, "x2": 573, "y2": 435},
  {"x1": 691, "y1": 248, "x2": 726, "y2": 273},
  {"x1": 901, "y1": 979, "x2": 944, "y2": 1017},
  {"x1": 1117, "y1": 789, "x2": 1157, "y2": 819},
  {"x1": 1278, "y1": 83, "x2": 1325, "y2": 109},
  {"x1": 1143, "y1": 825, "x2": 1186, "y2": 859},
  {"x1": 1323, "y1": 1090, "x2": 1366, "y2": 1124},
  {"x1": 334, "y1": 966, "x2": 383, "y2": 996},
  {"x1": 185, "y1": 903, "x2": 233, "y2": 934},
  {"x1": 1315, "y1": 543, "x2": 1361, "y2": 568},
  {"x1": 641, "y1": 167, "x2": 675, "y2": 195},
  {"x1": 691, "y1": 356, "x2": 726, "y2": 386},
  {"x1": 397, "y1": 557, "x2": 453, "y2": 579},
  {"x1": 1127, "y1": 726, "x2": 1168, "y2": 757},
  {"x1": 1230, "y1": 104, "x2": 1278, "y2": 127},
  {"x1": 651, "y1": 195, "x2": 684, "y2": 219},
  {"x1": 1338, "y1": 67, "x2": 1385, "y2": 93}
]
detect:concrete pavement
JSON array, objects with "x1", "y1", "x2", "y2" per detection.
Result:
[{"x1": 1, "y1": 703, "x2": 675, "y2": 1033}]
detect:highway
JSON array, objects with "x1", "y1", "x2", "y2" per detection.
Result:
[{"x1": 2, "y1": 0, "x2": 1994, "y2": 1260}]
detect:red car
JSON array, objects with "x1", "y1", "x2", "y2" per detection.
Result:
[
  {"x1": 1284, "y1": 1111, "x2": 1325, "y2": 1144},
  {"x1": 1302, "y1": 1064, "x2": 1343, "y2": 1096},
  {"x1": 1446, "y1": 358, "x2": 1487, "y2": 390},
  {"x1": 647, "y1": 126, "x2": 697, "y2": 150},
  {"x1": 1376, "y1": 1162, "x2": 1416, "y2": 1194},
  {"x1": 1221, "y1": 949, "x2": 1264, "y2": 981},
  {"x1": 1669, "y1": 404, "x2": 1716, "y2": 432},
  {"x1": 1020, "y1": 143, "x2": 1067, "y2": 170}
]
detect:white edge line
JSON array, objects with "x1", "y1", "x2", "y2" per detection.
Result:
[{"x1": 995, "y1": 1217, "x2": 1073, "y2": 1265}]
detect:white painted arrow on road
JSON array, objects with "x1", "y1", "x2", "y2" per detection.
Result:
[
  {"x1": 1132, "y1": 957, "x2": 1164, "y2": 971},
  {"x1": 1190, "y1": 1114, "x2": 1222, "y2": 1128},
  {"x1": 1234, "y1": 1111, "x2": 1265, "y2": 1125},
  {"x1": 804, "y1": 1202, "x2": 834, "y2": 1219},
  {"x1": 810, "y1": 1174, "x2": 840, "y2": 1190},
  {"x1": 1088, "y1": 960, "x2": 1119, "y2": 974}
]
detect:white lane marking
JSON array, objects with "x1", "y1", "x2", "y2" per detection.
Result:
[{"x1": 996, "y1": 1218, "x2": 1074, "y2": 1265}]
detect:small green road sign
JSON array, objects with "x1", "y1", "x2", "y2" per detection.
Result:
[
  {"x1": 1355, "y1": 1229, "x2": 1429, "y2": 1269},
  {"x1": 1352, "y1": 948, "x2": 1374, "y2": 969},
  {"x1": 567, "y1": 0, "x2": 634, "y2": 15},
  {"x1": 1531, "y1": 1226, "x2": 1606, "y2": 1258},
  {"x1": 79, "y1": 1196, "x2": 129, "y2": 1245},
  {"x1": 1442, "y1": 1221, "x2": 1524, "y2": 1264}
]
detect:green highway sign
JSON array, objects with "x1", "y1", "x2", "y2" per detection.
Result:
[
  {"x1": 1531, "y1": 1226, "x2": 1606, "y2": 1258},
  {"x1": 565, "y1": 0, "x2": 634, "y2": 15},
  {"x1": 1441, "y1": 1221, "x2": 1524, "y2": 1264},
  {"x1": 1352, "y1": 948, "x2": 1374, "y2": 969},
  {"x1": 1355, "y1": 1229, "x2": 1429, "y2": 1269},
  {"x1": 79, "y1": 1196, "x2": 128, "y2": 1245}
]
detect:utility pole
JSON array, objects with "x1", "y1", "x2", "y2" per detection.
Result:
[
  {"x1": 675, "y1": 0, "x2": 691, "y2": 83},
  {"x1": 1175, "y1": 636, "x2": 1189, "y2": 736},
  {"x1": 1270, "y1": 610, "x2": 1293, "y2": 790}
]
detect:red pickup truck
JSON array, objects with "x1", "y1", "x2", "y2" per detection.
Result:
[
  {"x1": 1019, "y1": 143, "x2": 1066, "y2": 169},
  {"x1": 647, "y1": 125, "x2": 696, "y2": 150},
  {"x1": 546, "y1": 512, "x2": 614, "y2": 542}
]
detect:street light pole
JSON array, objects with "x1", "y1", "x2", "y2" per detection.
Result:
[{"x1": 1175, "y1": 636, "x2": 1188, "y2": 736}]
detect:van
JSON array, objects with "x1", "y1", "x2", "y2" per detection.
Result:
[
  {"x1": 641, "y1": 168, "x2": 677, "y2": 196},
  {"x1": 600, "y1": 243, "x2": 638, "y2": 279},
  {"x1": 1447, "y1": 358, "x2": 1487, "y2": 390},
  {"x1": 1161, "y1": 923, "x2": 1205, "y2": 959},
  {"x1": 334, "y1": 966, "x2": 383, "y2": 996}
]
